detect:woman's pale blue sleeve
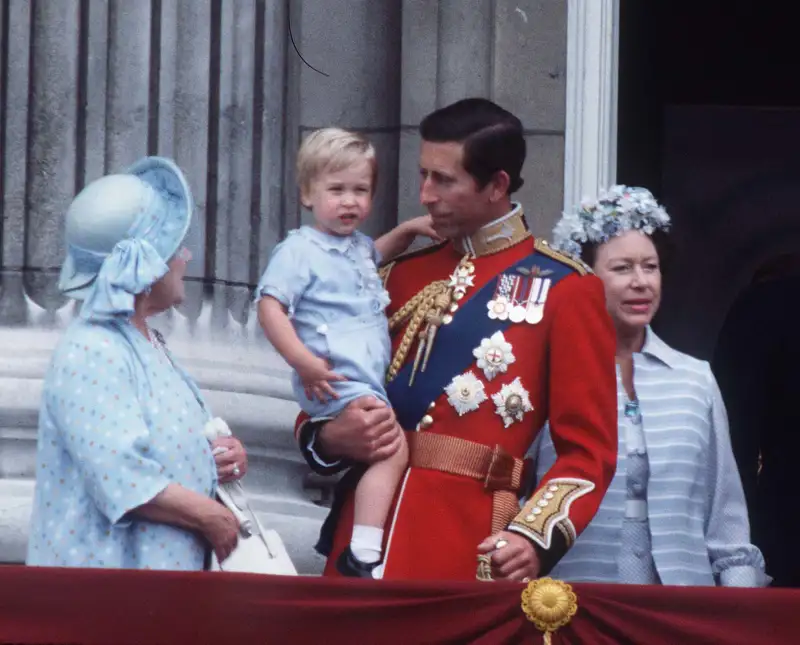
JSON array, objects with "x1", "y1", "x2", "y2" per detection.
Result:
[
  {"x1": 45, "y1": 332, "x2": 171, "y2": 525},
  {"x1": 255, "y1": 235, "x2": 312, "y2": 311},
  {"x1": 703, "y1": 365, "x2": 771, "y2": 587}
]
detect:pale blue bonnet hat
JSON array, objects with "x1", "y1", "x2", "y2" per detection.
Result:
[{"x1": 58, "y1": 156, "x2": 193, "y2": 321}]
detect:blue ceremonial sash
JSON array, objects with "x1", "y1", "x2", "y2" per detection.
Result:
[{"x1": 385, "y1": 248, "x2": 577, "y2": 430}]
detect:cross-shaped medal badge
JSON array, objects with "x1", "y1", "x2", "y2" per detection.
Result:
[{"x1": 449, "y1": 262, "x2": 475, "y2": 300}]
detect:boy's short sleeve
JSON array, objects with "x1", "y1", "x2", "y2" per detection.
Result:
[{"x1": 256, "y1": 235, "x2": 313, "y2": 312}]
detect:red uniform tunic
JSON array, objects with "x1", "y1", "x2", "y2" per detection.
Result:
[{"x1": 297, "y1": 223, "x2": 617, "y2": 580}]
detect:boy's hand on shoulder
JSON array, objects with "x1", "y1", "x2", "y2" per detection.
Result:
[
  {"x1": 400, "y1": 215, "x2": 442, "y2": 242},
  {"x1": 296, "y1": 354, "x2": 347, "y2": 403}
]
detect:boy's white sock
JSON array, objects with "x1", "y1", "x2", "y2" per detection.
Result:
[{"x1": 350, "y1": 524, "x2": 384, "y2": 564}]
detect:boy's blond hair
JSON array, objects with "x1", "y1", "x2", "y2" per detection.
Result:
[{"x1": 297, "y1": 128, "x2": 378, "y2": 198}]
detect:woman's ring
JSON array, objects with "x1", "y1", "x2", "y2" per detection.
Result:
[{"x1": 232, "y1": 464, "x2": 241, "y2": 477}]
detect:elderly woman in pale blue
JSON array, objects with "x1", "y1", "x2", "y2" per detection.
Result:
[
  {"x1": 27, "y1": 157, "x2": 248, "y2": 570},
  {"x1": 533, "y1": 185, "x2": 769, "y2": 587}
]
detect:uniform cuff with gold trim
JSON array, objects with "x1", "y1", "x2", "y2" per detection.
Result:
[{"x1": 506, "y1": 478, "x2": 595, "y2": 573}]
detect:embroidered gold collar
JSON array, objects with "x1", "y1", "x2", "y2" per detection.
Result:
[{"x1": 455, "y1": 207, "x2": 532, "y2": 258}]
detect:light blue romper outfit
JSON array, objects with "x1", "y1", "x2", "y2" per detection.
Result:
[
  {"x1": 27, "y1": 319, "x2": 217, "y2": 570},
  {"x1": 256, "y1": 226, "x2": 391, "y2": 418}
]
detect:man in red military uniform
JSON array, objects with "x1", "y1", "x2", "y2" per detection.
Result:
[{"x1": 296, "y1": 98, "x2": 617, "y2": 582}]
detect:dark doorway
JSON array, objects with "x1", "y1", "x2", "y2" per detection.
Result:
[
  {"x1": 617, "y1": 1, "x2": 800, "y2": 587},
  {"x1": 616, "y1": 1, "x2": 800, "y2": 359}
]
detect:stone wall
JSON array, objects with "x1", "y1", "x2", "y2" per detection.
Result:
[{"x1": 0, "y1": 0, "x2": 568, "y2": 573}]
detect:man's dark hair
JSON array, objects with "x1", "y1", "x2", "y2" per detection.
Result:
[{"x1": 419, "y1": 98, "x2": 525, "y2": 194}]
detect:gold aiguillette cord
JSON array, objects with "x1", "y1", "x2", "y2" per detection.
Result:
[{"x1": 386, "y1": 254, "x2": 475, "y2": 387}]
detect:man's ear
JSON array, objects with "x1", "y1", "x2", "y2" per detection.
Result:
[{"x1": 487, "y1": 170, "x2": 511, "y2": 203}]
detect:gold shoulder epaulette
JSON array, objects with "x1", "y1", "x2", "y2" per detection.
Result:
[
  {"x1": 534, "y1": 238, "x2": 593, "y2": 276},
  {"x1": 377, "y1": 239, "x2": 448, "y2": 287}
]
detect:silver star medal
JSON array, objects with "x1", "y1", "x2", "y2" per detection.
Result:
[
  {"x1": 445, "y1": 371, "x2": 487, "y2": 416},
  {"x1": 472, "y1": 331, "x2": 516, "y2": 381},
  {"x1": 492, "y1": 377, "x2": 533, "y2": 428}
]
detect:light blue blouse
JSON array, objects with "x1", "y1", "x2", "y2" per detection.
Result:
[
  {"x1": 534, "y1": 328, "x2": 769, "y2": 587},
  {"x1": 27, "y1": 319, "x2": 217, "y2": 570},
  {"x1": 256, "y1": 226, "x2": 391, "y2": 418}
]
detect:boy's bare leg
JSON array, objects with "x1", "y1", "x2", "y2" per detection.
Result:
[{"x1": 349, "y1": 421, "x2": 409, "y2": 564}]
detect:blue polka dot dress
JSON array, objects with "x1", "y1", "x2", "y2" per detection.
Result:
[{"x1": 27, "y1": 319, "x2": 217, "y2": 570}]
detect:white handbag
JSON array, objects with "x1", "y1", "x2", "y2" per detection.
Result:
[
  {"x1": 204, "y1": 417, "x2": 297, "y2": 576},
  {"x1": 209, "y1": 480, "x2": 297, "y2": 576}
]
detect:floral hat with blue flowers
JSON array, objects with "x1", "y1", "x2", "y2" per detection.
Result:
[{"x1": 552, "y1": 185, "x2": 671, "y2": 258}]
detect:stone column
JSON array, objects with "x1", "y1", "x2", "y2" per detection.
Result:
[
  {"x1": 289, "y1": 0, "x2": 403, "y2": 238},
  {"x1": 0, "y1": 0, "x2": 33, "y2": 326},
  {"x1": 157, "y1": 0, "x2": 213, "y2": 325},
  {"x1": 563, "y1": 0, "x2": 620, "y2": 210},
  {"x1": 399, "y1": 0, "x2": 569, "y2": 237},
  {"x1": 23, "y1": 1, "x2": 81, "y2": 316}
]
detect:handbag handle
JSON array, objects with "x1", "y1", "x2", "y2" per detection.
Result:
[{"x1": 216, "y1": 481, "x2": 278, "y2": 559}]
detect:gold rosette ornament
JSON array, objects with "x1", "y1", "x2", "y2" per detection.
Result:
[{"x1": 520, "y1": 578, "x2": 578, "y2": 644}]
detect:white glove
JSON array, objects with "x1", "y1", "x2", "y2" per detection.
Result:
[{"x1": 203, "y1": 417, "x2": 232, "y2": 441}]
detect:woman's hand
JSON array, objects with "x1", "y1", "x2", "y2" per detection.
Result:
[
  {"x1": 200, "y1": 500, "x2": 240, "y2": 562},
  {"x1": 134, "y1": 485, "x2": 240, "y2": 563},
  {"x1": 212, "y1": 436, "x2": 248, "y2": 483}
]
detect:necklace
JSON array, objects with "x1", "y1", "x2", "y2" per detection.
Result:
[{"x1": 145, "y1": 325, "x2": 167, "y2": 356}]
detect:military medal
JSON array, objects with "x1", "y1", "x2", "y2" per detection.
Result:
[
  {"x1": 486, "y1": 294, "x2": 511, "y2": 320},
  {"x1": 449, "y1": 263, "x2": 475, "y2": 299},
  {"x1": 524, "y1": 276, "x2": 551, "y2": 325},
  {"x1": 444, "y1": 372, "x2": 488, "y2": 417},
  {"x1": 472, "y1": 331, "x2": 516, "y2": 381},
  {"x1": 445, "y1": 371, "x2": 487, "y2": 416},
  {"x1": 487, "y1": 266, "x2": 551, "y2": 325},
  {"x1": 508, "y1": 297, "x2": 527, "y2": 323},
  {"x1": 492, "y1": 377, "x2": 533, "y2": 428},
  {"x1": 487, "y1": 274, "x2": 518, "y2": 320}
]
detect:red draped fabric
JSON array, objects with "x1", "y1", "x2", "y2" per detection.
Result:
[{"x1": 0, "y1": 566, "x2": 798, "y2": 644}]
